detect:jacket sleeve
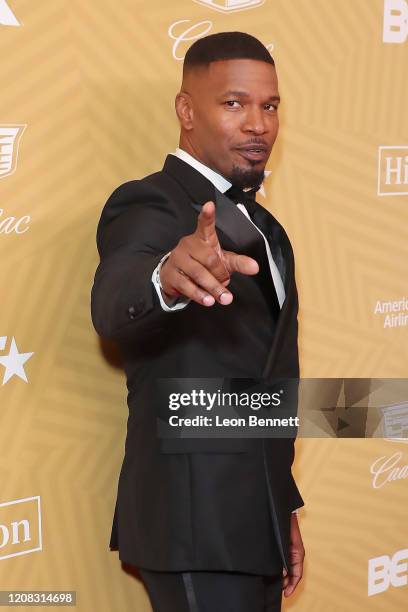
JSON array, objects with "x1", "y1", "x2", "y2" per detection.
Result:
[{"x1": 90, "y1": 180, "x2": 191, "y2": 342}]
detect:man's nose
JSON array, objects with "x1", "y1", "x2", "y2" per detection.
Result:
[{"x1": 242, "y1": 106, "x2": 268, "y2": 134}]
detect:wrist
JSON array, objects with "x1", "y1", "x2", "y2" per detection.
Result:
[{"x1": 157, "y1": 253, "x2": 180, "y2": 303}]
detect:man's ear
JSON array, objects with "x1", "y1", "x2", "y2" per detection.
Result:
[{"x1": 175, "y1": 92, "x2": 193, "y2": 130}]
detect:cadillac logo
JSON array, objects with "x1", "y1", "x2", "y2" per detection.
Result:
[
  {"x1": 193, "y1": 0, "x2": 266, "y2": 13},
  {"x1": 0, "y1": 125, "x2": 26, "y2": 179}
]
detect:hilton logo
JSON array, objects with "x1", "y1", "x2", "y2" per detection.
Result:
[
  {"x1": 0, "y1": 496, "x2": 42, "y2": 560},
  {"x1": 193, "y1": 0, "x2": 265, "y2": 12},
  {"x1": 377, "y1": 146, "x2": 408, "y2": 196},
  {"x1": 383, "y1": 0, "x2": 408, "y2": 43},
  {"x1": 0, "y1": 0, "x2": 20, "y2": 26}
]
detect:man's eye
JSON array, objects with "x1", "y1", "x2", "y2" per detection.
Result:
[{"x1": 224, "y1": 101, "x2": 278, "y2": 111}]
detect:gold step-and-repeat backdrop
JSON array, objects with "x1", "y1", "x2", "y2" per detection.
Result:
[{"x1": 1, "y1": 1, "x2": 407, "y2": 610}]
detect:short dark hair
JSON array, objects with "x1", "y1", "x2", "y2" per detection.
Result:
[{"x1": 183, "y1": 31, "x2": 274, "y2": 73}]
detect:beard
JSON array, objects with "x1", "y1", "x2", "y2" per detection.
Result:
[{"x1": 227, "y1": 163, "x2": 265, "y2": 189}]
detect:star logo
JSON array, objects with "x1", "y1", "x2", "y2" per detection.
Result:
[
  {"x1": 258, "y1": 170, "x2": 272, "y2": 197},
  {"x1": 0, "y1": 0, "x2": 20, "y2": 26},
  {"x1": 0, "y1": 336, "x2": 34, "y2": 385}
]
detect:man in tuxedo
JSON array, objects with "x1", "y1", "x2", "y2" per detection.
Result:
[{"x1": 91, "y1": 31, "x2": 305, "y2": 611}]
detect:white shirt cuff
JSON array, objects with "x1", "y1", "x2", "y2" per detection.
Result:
[{"x1": 151, "y1": 251, "x2": 190, "y2": 312}]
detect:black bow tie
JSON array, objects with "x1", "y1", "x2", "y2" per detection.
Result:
[{"x1": 224, "y1": 184, "x2": 261, "y2": 217}]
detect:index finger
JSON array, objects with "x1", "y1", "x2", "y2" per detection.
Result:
[{"x1": 195, "y1": 201, "x2": 219, "y2": 247}]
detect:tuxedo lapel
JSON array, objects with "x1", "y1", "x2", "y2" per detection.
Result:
[
  {"x1": 163, "y1": 154, "x2": 217, "y2": 215},
  {"x1": 214, "y1": 190, "x2": 289, "y2": 291}
]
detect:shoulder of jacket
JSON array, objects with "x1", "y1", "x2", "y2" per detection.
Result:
[
  {"x1": 95, "y1": 171, "x2": 192, "y2": 254},
  {"x1": 105, "y1": 166, "x2": 189, "y2": 204},
  {"x1": 97, "y1": 172, "x2": 177, "y2": 225},
  {"x1": 104, "y1": 171, "x2": 166, "y2": 202}
]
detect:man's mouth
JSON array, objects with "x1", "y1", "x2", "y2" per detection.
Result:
[{"x1": 235, "y1": 146, "x2": 268, "y2": 162}]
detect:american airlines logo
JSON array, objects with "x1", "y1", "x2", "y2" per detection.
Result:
[
  {"x1": 0, "y1": 0, "x2": 20, "y2": 26},
  {"x1": 383, "y1": 0, "x2": 408, "y2": 43},
  {"x1": 193, "y1": 0, "x2": 265, "y2": 12}
]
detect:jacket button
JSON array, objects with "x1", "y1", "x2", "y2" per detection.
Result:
[{"x1": 128, "y1": 305, "x2": 136, "y2": 319}]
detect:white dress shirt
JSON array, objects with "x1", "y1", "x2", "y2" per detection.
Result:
[{"x1": 150, "y1": 148, "x2": 299, "y2": 515}]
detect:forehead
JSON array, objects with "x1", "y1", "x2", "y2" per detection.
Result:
[{"x1": 192, "y1": 59, "x2": 278, "y2": 95}]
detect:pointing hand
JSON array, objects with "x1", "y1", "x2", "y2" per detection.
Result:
[{"x1": 160, "y1": 201, "x2": 259, "y2": 306}]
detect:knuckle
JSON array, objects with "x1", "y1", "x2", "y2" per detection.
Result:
[
  {"x1": 206, "y1": 252, "x2": 220, "y2": 268},
  {"x1": 194, "y1": 288, "x2": 206, "y2": 302},
  {"x1": 172, "y1": 244, "x2": 185, "y2": 260},
  {"x1": 170, "y1": 275, "x2": 181, "y2": 293},
  {"x1": 187, "y1": 234, "x2": 202, "y2": 251},
  {"x1": 213, "y1": 260, "x2": 230, "y2": 282},
  {"x1": 211, "y1": 283, "x2": 226, "y2": 298},
  {"x1": 178, "y1": 235, "x2": 191, "y2": 249},
  {"x1": 218, "y1": 266, "x2": 230, "y2": 283},
  {"x1": 177, "y1": 277, "x2": 190, "y2": 295},
  {"x1": 186, "y1": 264, "x2": 201, "y2": 284}
]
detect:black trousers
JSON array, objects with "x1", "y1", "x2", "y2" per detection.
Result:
[{"x1": 139, "y1": 568, "x2": 284, "y2": 612}]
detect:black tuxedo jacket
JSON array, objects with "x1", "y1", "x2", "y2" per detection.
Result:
[{"x1": 91, "y1": 154, "x2": 304, "y2": 575}]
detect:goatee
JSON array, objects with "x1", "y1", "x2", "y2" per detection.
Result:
[{"x1": 228, "y1": 164, "x2": 265, "y2": 190}]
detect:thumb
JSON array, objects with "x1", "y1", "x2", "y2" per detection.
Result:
[{"x1": 223, "y1": 250, "x2": 259, "y2": 276}]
